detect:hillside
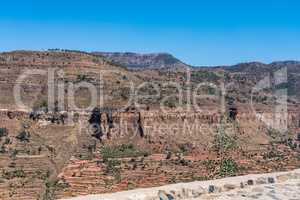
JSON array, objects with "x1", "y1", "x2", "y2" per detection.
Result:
[
  {"x1": 95, "y1": 51, "x2": 300, "y2": 99},
  {"x1": 0, "y1": 50, "x2": 299, "y2": 199}
]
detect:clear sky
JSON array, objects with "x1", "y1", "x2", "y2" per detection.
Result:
[{"x1": 0, "y1": 0, "x2": 300, "y2": 66}]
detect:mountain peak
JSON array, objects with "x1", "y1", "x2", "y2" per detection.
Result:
[{"x1": 93, "y1": 52, "x2": 190, "y2": 70}]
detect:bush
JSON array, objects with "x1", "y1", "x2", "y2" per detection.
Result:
[
  {"x1": 3, "y1": 138, "x2": 10, "y2": 145},
  {"x1": 41, "y1": 100, "x2": 48, "y2": 108},
  {"x1": 0, "y1": 145, "x2": 6, "y2": 153},
  {"x1": 219, "y1": 159, "x2": 238, "y2": 177},
  {"x1": 178, "y1": 143, "x2": 193, "y2": 154},
  {"x1": 9, "y1": 149, "x2": 18, "y2": 159},
  {"x1": 44, "y1": 179, "x2": 69, "y2": 200},
  {"x1": 77, "y1": 74, "x2": 87, "y2": 82},
  {"x1": 105, "y1": 159, "x2": 121, "y2": 182},
  {"x1": 101, "y1": 144, "x2": 149, "y2": 160},
  {"x1": 202, "y1": 160, "x2": 216, "y2": 171},
  {"x1": 163, "y1": 97, "x2": 178, "y2": 108},
  {"x1": 0, "y1": 128, "x2": 8, "y2": 138},
  {"x1": 166, "y1": 152, "x2": 172, "y2": 159},
  {"x1": 213, "y1": 133, "x2": 236, "y2": 152},
  {"x1": 16, "y1": 131, "x2": 30, "y2": 142},
  {"x1": 105, "y1": 159, "x2": 121, "y2": 173},
  {"x1": 2, "y1": 169, "x2": 26, "y2": 179}
]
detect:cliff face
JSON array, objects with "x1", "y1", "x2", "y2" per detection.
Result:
[
  {"x1": 1, "y1": 107, "x2": 300, "y2": 199},
  {"x1": 54, "y1": 108, "x2": 300, "y2": 198}
]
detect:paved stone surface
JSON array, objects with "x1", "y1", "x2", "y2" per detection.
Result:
[{"x1": 203, "y1": 180, "x2": 300, "y2": 200}]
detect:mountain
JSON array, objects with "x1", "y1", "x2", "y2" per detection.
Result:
[
  {"x1": 93, "y1": 52, "x2": 190, "y2": 70},
  {"x1": 225, "y1": 61, "x2": 300, "y2": 73},
  {"x1": 95, "y1": 51, "x2": 300, "y2": 74},
  {"x1": 0, "y1": 50, "x2": 300, "y2": 199}
]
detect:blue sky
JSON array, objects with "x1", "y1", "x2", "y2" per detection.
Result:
[{"x1": 0, "y1": 0, "x2": 300, "y2": 65}]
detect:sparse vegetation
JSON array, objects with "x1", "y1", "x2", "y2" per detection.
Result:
[
  {"x1": 101, "y1": 144, "x2": 149, "y2": 160},
  {"x1": 34, "y1": 170, "x2": 50, "y2": 180},
  {"x1": 2, "y1": 169, "x2": 26, "y2": 180},
  {"x1": 219, "y1": 159, "x2": 238, "y2": 177},
  {"x1": 105, "y1": 159, "x2": 121, "y2": 172},
  {"x1": 191, "y1": 71, "x2": 220, "y2": 83},
  {"x1": 166, "y1": 151, "x2": 172, "y2": 159},
  {"x1": 105, "y1": 159, "x2": 121, "y2": 182},
  {"x1": 178, "y1": 143, "x2": 193, "y2": 155},
  {"x1": 16, "y1": 130, "x2": 30, "y2": 142},
  {"x1": 9, "y1": 149, "x2": 18, "y2": 159},
  {"x1": 263, "y1": 148, "x2": 284, "y2": 160},
  {"x1": 43, "y1": 178, "x2": 70, "y2": 200},
  {"x1": 120, "y1": 87, "x2": 131, "y2": 100},
  {"x1": 0, "y1": 128, "x2": 8, "y2": 138},
  {"x1": 203, "y1": 160, "x2": 216, "y2": 171},
  {"x1": 77, "y1": 74, "x2": 88, "y2": 82},
  {"x1": 3, "y1": 137, "x2": 10, "y2": 145},
  {"x1": 213, "y1": 132, "x2": 237, "y2": 152},
  {"x1": 163, "y1": 97, "x2": 178, "y2": 108},
  {"x1": 40, "y1": 100, "x2": 48, "y2": 108},
  {"x1": 267, "y1": 128, "x2": 282, "y2": 140},
  {"x1": 0, "y1": 145, "x2": 6, "y2": 153}
]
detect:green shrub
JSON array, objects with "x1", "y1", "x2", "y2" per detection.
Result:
[
  {"x1": 105, "y1": 159, "x2": 121, "y2": 172},
  {"x1": 77, "y1": 74, "x2": 87, "y2": 82},
  {"x1": 178, "y1": 143, "x2": 193, "y2": 154},
  {"x1": 101, "y1": 144, "x2": 149, "y2": 160},
  {"x1": 43, "y1": 180, "x2": 58, "y2": 200},
  {"x1": 202, "y1": 160, "x2": 216, "y2": 170},
  {"x1": 0, "y1": 128, "x2": 8, "y2": 138},
  {"x1": 219, "y1": 159, "x2": 238, "y2": 177},
  {"x1": 16, "y1": 130, "x2": 30, "y2": 142},
  {"x1": 213, "y1": 133, "x2": 236, "y2": 152},
  {"x1": 163, "y1": 97, "x2": 178, "y2": 108},
  {"x1": 9, "y1": 149, "x2": 18, "y2": 159},
  {"x1": 40, "y1": 100, "x2": 48, "y2": 108},
  {"x1": 2, "y1": 169, "x2": 26, "y2": 179},
  {"x1": 267, "y1": 128, "x2": 281, "y2": 140},
  {"x1": 0, "y1": 145, "x2": 6, "y2": 153},
  {"x1": 3, "y1": 138, "x2": 10, "y2": 145},
  {"x1": 105, "y1": 159, "x2": 121, "y2": 182}
]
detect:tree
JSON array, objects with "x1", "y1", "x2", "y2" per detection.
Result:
[
  {"x1": 0, "y1": 128, "x2": 8, "y2": 138},
  {"x1": 297, "y1": 133, "x2": 300, "y2": 142},
  {"x1": 16, "y1": 131, "x2": 30, "y2": 142}
]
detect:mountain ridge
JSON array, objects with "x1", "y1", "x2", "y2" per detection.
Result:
[
  {"x1": 92, "y1": 51, "x2": 191, "y2": 70},
  {"x1": 2, "y1": 50, "x2": 300, "y2": 71},
  {"x1": 92, "y1": 51, "x2": 300, "y2": 70}
]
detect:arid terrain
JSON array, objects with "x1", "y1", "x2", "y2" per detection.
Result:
[{"x1": 0, "y1": 50, "x2": 299, "y2": 199}]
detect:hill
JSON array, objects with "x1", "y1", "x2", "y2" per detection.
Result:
[
  {"x1": 93, "y1": 52, "x2": 190, "y2": 70},
  {"x1": 0, "y1": 50, "x2": 299, "y2": 199}
]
